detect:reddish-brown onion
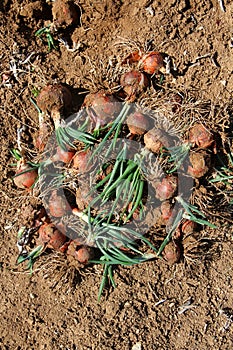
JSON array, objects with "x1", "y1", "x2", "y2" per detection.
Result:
[
  {"x1": 72, "y1": 150, "x2": 91, "y2": 173},
  {"x1": 48, "y1": 190, "x2": 71, "y2": 217},
  {"x1": 83, "y1": 90, "x2": 120, "y2": 127},
  {"x1": 38, "y1": 223, "x2": 67, "y2": 251},
  {"x1": 37, "y1": 84, "x2": 72, "y2": 114},
  {"x1": 52, "y1": 146, "x2": 75, "y2": 163},
  {"x1": 188, "y1": 124, "x2": 214, "y2": 149},
  {"x1": 155, "y1": 175, "x2": 178, "y2": 201},
  {"x1": 75, "y1": 246, "x2": 95, "y2": 264},
  {"x1": 126, "y1": 111, "x2": 150, "y2": 135},
  {"x1": 181, "y1": 220, "x2": 196, "y2": 235},
  {"x1": 144, "y1": 128, "x2": 170, "y2": 153},
  {"x1": 120, "y1": 70, "x2": 149, "y2": 101},
  {"x1": 162, "y1": 241, "x2": 181, "y2": 265},
  {"x1": 187, "y1": 151, "x2": 211, "y2": 178},
  {"x1": 14, "y1": 163, "x2": 38, "y2": 189},
  {"x1": 140, "y1": 51, "x2": 164, "y2": 74},
  {"x1": 160, "y1": 200, "x2": 173, "y2": 221}
]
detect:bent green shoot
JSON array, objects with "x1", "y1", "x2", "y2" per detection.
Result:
[{"x1": 35, "y1": 25, "x2": 58, "y2": 51}]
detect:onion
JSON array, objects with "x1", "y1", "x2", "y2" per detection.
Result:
[
  {"x1": 140, "y1": 51, "x2": 164, "y2": 74},
  {"x1": 188, "y1": 124, "x2": 214, "y2": 149},
  {"x1": 38, "y1": 222, "x2": 67, "y2": 251},
  {"x1": 52, "y1": 0, "x2": 79, "y2": 28},
  {"x1": 120, "y1": 70, "x2": 149, "y2": 102},
  {"x1": 48, "y1": 190, "x2": 71, "y2": 217},
  {"x1": 37, "y1": 84, "x2": 72, "y2": 114},
  {"x1": 162, "y1": 241, "x2": 181, "y2": 265},
  {"x1": 72, "y1": 150, "x2": 91, "y2": 173},
  {"x1": 75, "y1": 246, "x2": 95, "y2": 264},
  {"x1": 14, "y1": 163, "x2": 38, "y2": 189},
  {"x1": 52, "y1": 146, "x2": 75, "y2": 163},
  {"x1": 181, "y1": 220, "x2": 196, "y2": 235},
  {"x1": 160, "y1": 200, "x2": 173, "y2": 221},
  {"x1": 67, "y1": 241, "x2": 94, "y2": 264},
  {"x1": 144, "y1": 128, "x2": 170, "y2": 153},
  {"x1": 187, "y1": 150, "x2": 211, "y2": 178},
  {"x1": 155, "y1": 175, "x2": 178, "y2": 201},
  {"x1": 83, "y1": 90, "x2": 120, "y2": 129},
  {"x1": 122, "y1": 51, "x2": 142, "y2": 64},
  {"x1": 126, "y1": 111, "x2": 150, "y2": 136}
]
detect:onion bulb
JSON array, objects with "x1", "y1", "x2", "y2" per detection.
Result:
[
  {"x1": 14, "y1": 163, "x2": 38, "y2": 189},
  {"x1": 188, "y1": 124, "x2": 214, "y2": 149},
  {"x1": 140, "y1": 51, "x2": 164, "y2": 74},
  {"x1": 38, "y1": 222, "x2": 67, "y2": 251},
  {"x1": 160, "y1": 200, "x2": 173, "y2": 221},
  {"x1": 120, "y1": 70, "x2": 149, "y2": 102},
  {"x1": 144, "y1": 128, "x2": 170, "y2": 153},
  {"x1": 155, "y1": 175, "x2": 178, "y2": 201},
  {"x1": 83, "y1": 90, "x2": 120, "y2": 129},
  {"x1": 162, "y1": 241, "x2": 181, "y2": 265},
  {"x1": 126, "y1": 111, "x2": 150, "y2": 136},
  {"x1": 37, "y1": 84, "x2": 72, "y2": 114},
  {"x1": 187, "y1": 150, "x2": 211, "y2": 178},
  {"x1": 52, "y1": 146, "x2": 75, "y2": 163},
  {"x1": 48, "y1": 190, "x2": 71, "y2": 217}
]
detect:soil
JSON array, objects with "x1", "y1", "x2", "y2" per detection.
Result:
[{"x1": 0, "y1": 1, "x2": 233, "y2": 349}]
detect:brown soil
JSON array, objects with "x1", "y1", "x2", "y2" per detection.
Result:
[{"x1": 1, "y1": 1, "x2": 233, "y2": 349}]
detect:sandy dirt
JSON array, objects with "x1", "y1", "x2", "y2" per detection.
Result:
[{"x1": 0, "y1": 1, "x2": 233, "y2": 349}]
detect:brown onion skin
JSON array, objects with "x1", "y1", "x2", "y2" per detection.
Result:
[
  {"x1": 67, "y1": 241, "x2": 95, "y2": 264},
  {"x1": 38, "y1": 223, "x2": 67, "y2": 251},
  {"x1": 122, "y1": 51, "x2": 142, "y2": 64},
  {"x1": 162, "y1": 241, "x2": 181, "y2": 265},
  {"x1": 14, "y1": 164, "x2": 38, "y2": 189},
  {"x1": 155, "y1": 175, "x2": 178, "y2": 201},
  {"x1": 48, "y1": 190, "x2": 71, "y2": 217},
  {"x1": 120, "y1": 70, "x2": 149, "y2": 101},
  {"x1": 144, "y1": 128, "x2": 170, "y2": 153},
  {"x1": 188, "y1": 124, "x2": 214, "y2": 149},
  {"x1": 75, "y1": 246, "x2": 95, "y2": 264},
  {"x1": 187, "y1": 151, "x2": 211, "y2": 178},
  {"x1": 52, "y1": 0, "x2": 79, "y2": 28},
  {"x1": 52, "y1": 146, "x2": 75, "y2": 163},
  {"x1": 83, "y1": 90, "x2": 120, "y2": 126},
  {"x1": 181, "y1": 220, "x2": 196, "y2": 235},
  {"x1": 37, "y1": 84, "x2": 72, "y2": 113},
  {"x1": 141, "y1": 51, "x2": 164, "y2": 74},
  {"x1": 126, "y1": 112, "x2": 150, "y2": 135},
  {"x1": 160, "y1": 201, "x2": 173, "y2": 221},
  {"x1": 72, "y1": 150, "x2": 91, "y2": 173}
]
